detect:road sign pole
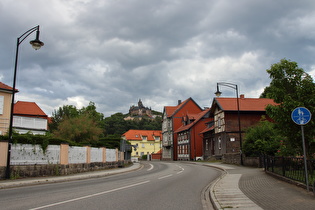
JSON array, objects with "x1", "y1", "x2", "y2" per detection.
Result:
[
  {"x1": 301, "y1": 125, "x2": 309, "y2": 191},
  {"x1": 291, "y1": 107, "x2": 312, "y2": 191}
]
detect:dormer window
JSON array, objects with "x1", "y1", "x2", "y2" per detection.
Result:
[{"x1": 142, "y1": 136, "x2": 147, "y2": 140}]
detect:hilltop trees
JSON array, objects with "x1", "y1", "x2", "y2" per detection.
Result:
[{"x1": 49, "y1": 102, "x2": 162, "y2": 147}]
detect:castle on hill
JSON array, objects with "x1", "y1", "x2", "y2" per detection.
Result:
[{"x1": 128, "y1": 99, "x2": 152, "y2": 117}]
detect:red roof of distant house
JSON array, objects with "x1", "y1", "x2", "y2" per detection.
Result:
[
  {"x1": 154, "y1": 149, "x2": 162, "y2": 154},
  {"x1": 200, "y1": 125, "x2": 214, "y2": 134},
  {"x1": 122, "y1": 130, "x2": 162, "y2": 141},
  {"x1": 175, "y1": 109, "x2": 211, "y2": 133},
  {"x1": 164, "y1": 98, "x2": 202, "y2": 118},
  {"x1": 0, "y1": 82, "x2": 18, "y2": 92},
  {"x1": 164, "y1": 106, "x2": 178, "y2": 118},
  {"x1": 13, "y1": 101, "x2": 47, "y2": 117},
  {"x1": 213, "y1": 96, "x2": 278, "y2": 112}
]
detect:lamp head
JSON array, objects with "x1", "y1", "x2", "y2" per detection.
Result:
[
  {"x1": 215, "y1": 90, "x2": 222, "y2": 97},
  {"x1": 29, "y1": 29, "x2": 44, "y2": 50},
  {"x1": 215, "y1": 84, "x2": 222, "y2": 97},
  {"x1": 30, "y1": 39, "x2": 44, "y2": 50}
]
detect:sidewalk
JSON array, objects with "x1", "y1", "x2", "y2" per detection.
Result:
[
  {"x1": 0, "y1": 163, "x2": 142, "y2": 189},
  {"x1": 202, "y1": 162, "x2": 315, "y2": 210}
]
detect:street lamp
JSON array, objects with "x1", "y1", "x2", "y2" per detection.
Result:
[
  {"x1": 215, "y1": 82, "x2": 243, "y2": 165},
  {"x1": 5, "y1": 25, "x2": 44, "y2": 179}
]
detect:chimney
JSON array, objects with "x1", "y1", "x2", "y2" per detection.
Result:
[
  {"x1": 240, "y1": 94, "x2": 245, "y2": 99},
  {"x1": 178, "y1": 100, "x2": 182, "y2": 105}
]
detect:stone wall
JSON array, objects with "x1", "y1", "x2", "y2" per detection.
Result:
[
  {"x1": 222, "y1": 153, "x2": 261, "y2": 167},
  {"x1": 0, "y1": 160, "x2": 131, "y2": 179}
]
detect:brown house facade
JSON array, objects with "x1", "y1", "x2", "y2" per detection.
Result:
[{"x1": 206, "y1": 94, "x2": 277, "y2": 160}]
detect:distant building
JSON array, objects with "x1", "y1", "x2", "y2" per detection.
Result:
[
  {"x1": 175, "y1": 108, "x2": 212, "y2": 161},
  {"x1": 122, "y1": 129, "x2": 162, "y2": 158},
  {"x1": 161, "y1": 98, "x2": 203, "y2": 161},
  {"x1": 13, "y1": 101, "x2": 49, "y2": 135},
  {"x1": 128, "y1": 99, "x2": 152, "y2": 117}
]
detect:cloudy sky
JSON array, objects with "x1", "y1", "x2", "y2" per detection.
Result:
[{"x1": 1, "y1": 0, "x2": 315, "y2": 117}]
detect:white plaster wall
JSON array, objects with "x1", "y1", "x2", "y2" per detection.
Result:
[
  {"x1": 106, "y1": 148, "x2": 116, "y2": 162},
  {"x1": 68, "y1": 146, "x2": 87, "y2": 164},
  {"x1": 13, "y1": 116, "x2": 47, "y2": 130},
  {"x1": 10, "y1": 144, "x2": 60, "y2": 165},
  {"x1": 90, "y1": 147, "x2": 103, "y2": 162}
]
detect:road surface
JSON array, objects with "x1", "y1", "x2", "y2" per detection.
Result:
[{"x1": 0, "y1": 162, "x2": 221, "y2": 210}]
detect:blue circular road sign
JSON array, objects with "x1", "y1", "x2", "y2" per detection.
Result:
[{"x1": 291, "y1": 107, "x2": 312, "y2": 125}]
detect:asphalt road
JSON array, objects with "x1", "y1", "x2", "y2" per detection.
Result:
[{"x1": 0, "y1": 162, "x2": 221, "y2": 210}]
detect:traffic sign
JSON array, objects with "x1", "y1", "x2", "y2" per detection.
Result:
[{"x1": 291, "y1": 107, "x2": 312, "y2": 125}]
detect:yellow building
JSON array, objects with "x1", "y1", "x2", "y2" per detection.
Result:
[
  {"x1": 0, "y1": 82, "x2": 16, "y2": 135},
  {"x1": 122, "y1": 130, "x2": 162, "y2": 158}
]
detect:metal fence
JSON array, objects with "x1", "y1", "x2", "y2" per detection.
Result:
[{"x1": 264, "y1": 155, "x2": 315, "y2": 188}]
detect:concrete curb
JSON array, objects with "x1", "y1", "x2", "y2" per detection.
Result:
[
  {"x1": 200, "y1": 163, "x2": 227, "y2": 210},
  {"x1": 0, "y1": 163, "x2": 142, "y2": 189}
]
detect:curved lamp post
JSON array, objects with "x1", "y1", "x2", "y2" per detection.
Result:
[
  {"x1": 215, "y1": 82, "x2": 243, "y2": 165},
  {"x1": 5, "y1": 25, "x2": 44, "y2": 179}
]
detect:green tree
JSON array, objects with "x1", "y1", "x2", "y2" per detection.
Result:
[
  {"x1": 243, "y1": 119, "x2": 283, "y2": 157},
  {"x1": 52, "y1": 113, "x2": 103, "y2": 143},
  {"x1": 104, "y1": 113, "x2": 128, "y2": 135},
  {"x1": 49, "y1": 105, "x2": 79, "y2": 132},
  {"x1": 261, "y1": 59, "x2": 315, "y2": 156},
  {"x1": 80, "y1": 102, "x2": 104, "y2": 125},
  {"x1": 50, "y1": 102, "x2": 105, "y2": 143}
]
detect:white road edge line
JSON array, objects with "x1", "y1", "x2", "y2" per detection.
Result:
[
  {"x1": 147, "y1": 164, "x2": 154, "y2": 171},
  {"x1": 29, "y1": 181, "x2": 150, "y2": 210},
  {"x1": 158, "y1": 174, "x2": 173, "y2": 179},
  {"x1": 176, "y1": 170, "x2": 183, "y2": 174}
]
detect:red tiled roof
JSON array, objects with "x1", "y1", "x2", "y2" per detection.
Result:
[
  {"x1": 13, "y1": 101, "x2": 47, "y2": 117},
  {"x1": 214, "y1": 97, "x2": 277, "y2": 111},
  {"x1": 154, "y1": 149, "x2": 162, "y2": 154},
  {"x1": 164, "y1": 106, "x2": 178, "y2": 118},
  {"x1": 164, "y1": 98, "x2": 200, "y2": 118},
  {"x1": 175, "y1": 109, "x2": 211, "y2": 133},
  {"x1": 122, "y1": 129, "x2": 162, "y2": 141},
  {"x1": 200, "y1": 125, "x2": 214, "y2": 134},
  {"x1": 0, "y1": 82, "x2": 18, "y2": 92}
]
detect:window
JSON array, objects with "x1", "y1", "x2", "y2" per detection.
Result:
[
  {"x1": 230, "y1": 137, "x2": 235, "y2": 142},
  {"x1": 218, "y1": 137, "x2": 221, "y2": 150},
  {"x1": 0, "y1": 95, "x2": 4, "y2": 114},
  {"x1": 142, "y1": 143, "x2": 145, "y2": 148},
  {"x1": 217, "y1": 117, "x2": 221, "y2": 127},
  {"x1": 206, "y1": 140, "x2": 209, "y2": 151},
  {"x1": 142, "y1": 136, "x2": 147, "y2": 140}
]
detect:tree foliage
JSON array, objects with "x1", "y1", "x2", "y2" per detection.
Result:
[
  {"x1": 103, "y1": 113, "x2": 162, "y2": 136},
  {"x1": 261, "y1": 59, "x2": 315, "y2": 156},
  {"x1": 52, "y1": 113, "x2": 103, "y2": 143},
  {"x1": 50, "y1": 102, "x2": 105, "y2": 143},
  {"x1": 243, "y1": 118, "x2": 283, "y2": 157},
  {"x1": 49, "y1": 102, "x2": 162, "y2": 147}
]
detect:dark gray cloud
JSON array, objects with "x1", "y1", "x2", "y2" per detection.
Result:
[{"x1": 1, "y1": 0, "x2": 315, "y2": 117}]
